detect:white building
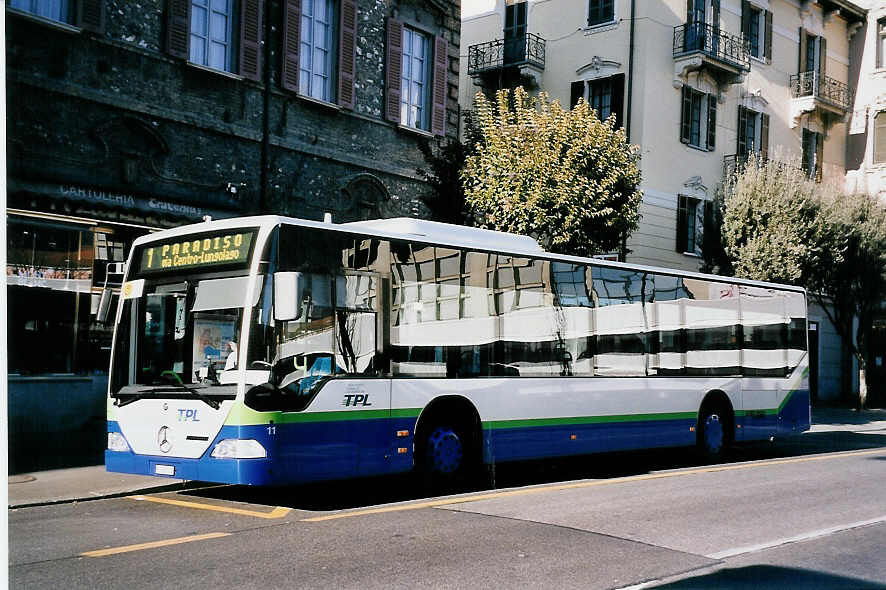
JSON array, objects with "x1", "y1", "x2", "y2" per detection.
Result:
[{"x1": 460, "y1": 0, "x2": 871, "y2": 401}]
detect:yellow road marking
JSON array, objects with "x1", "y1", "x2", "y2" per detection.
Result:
[
  {"x1": 130, "y1": 495, "x2": 291, "y2": 519},
  {"x1": 302, "y1": 448, "x2": 885, "y2": 522},
  {"x1": 82, "y1": 532, "x2": 230, "y2": 557}
]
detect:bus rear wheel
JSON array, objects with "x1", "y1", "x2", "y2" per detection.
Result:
[{"x1": 697, "y1": 405, "x2": 731, "y2": 461}]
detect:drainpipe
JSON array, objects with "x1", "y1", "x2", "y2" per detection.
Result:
[
  {"x1": 626, "y1": 0, "x2": 636, "y2": 143},
  {"x1": 621, "y1": 0, "x2": 636, "y2": 262},
  {"x1": 258, "y1": 0, "x2": 273, "y2": 214}
]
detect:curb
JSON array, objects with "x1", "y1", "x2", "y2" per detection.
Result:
[{"x1": 8, "y1": 480, "x2": 209, "y2": 510}]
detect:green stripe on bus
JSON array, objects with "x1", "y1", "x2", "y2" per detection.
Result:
[
  {"x1": 225, "y1": 404, "x2": 422, "y2": 426},
  {"x1": 482, "y1": 411, "x2": 698, "y2": 430}
]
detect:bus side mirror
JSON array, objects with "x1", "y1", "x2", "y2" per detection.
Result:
[
  {"x1": 274, "y1": 272, "x2": 303, "y2": 321},
  {"x1": 96, "y1": 262, "x2": 126, "y2": 323}
]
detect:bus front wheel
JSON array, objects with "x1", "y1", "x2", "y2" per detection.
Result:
[{"x1": 418, "y1": 418, "x2": 478, "y2": 489}]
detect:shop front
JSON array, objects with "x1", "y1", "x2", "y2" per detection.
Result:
[{"x1": 7, "y1": 181, "x2": 236, "y2": 473}]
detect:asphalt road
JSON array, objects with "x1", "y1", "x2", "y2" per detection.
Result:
[{"x1": 9, "y1": 427, "x2": 886, "y2": 590}]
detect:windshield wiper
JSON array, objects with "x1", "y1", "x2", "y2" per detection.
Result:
[{"x1": 157, "y1": 371, "x2": 221, "y2": 409}]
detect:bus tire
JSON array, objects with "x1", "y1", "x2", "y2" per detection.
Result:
[
  {"x1": 697, "y1": 400, "x2": 732, "y2": 462},
  {"x1": 417, "y1": 412, "x2": 480, "y2": 491}
]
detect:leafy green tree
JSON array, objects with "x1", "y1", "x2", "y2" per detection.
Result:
[
  {"x1": 721, "y1": 155, "x2": 886, "y2": 407},
  {"x1": 461, "y1": 87, "x2": 642, "y2": 256}
]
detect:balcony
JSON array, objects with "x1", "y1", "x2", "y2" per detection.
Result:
[
  {"x1": 468, "y1": 33, "x2": 545, "y2": 89},
  {"x1": 672, "y1": 22, "x2": 750, "y2": 88},
  {"x1": 789, "y1": 71, "x2": 852, "y2": 128}
]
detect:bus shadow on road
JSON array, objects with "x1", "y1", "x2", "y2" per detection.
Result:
[
  {"x1": 181, "y1": 430, "x2": 886, "y2": 512},
  {"x1": 652, "y1": 565, "x2": 886, "y2": 589}
]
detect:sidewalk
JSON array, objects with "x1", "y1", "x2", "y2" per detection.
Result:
[
  {"x1": 8, "y1": 466, "x2": 188, "y2": 508},
  {"x1": 8, "y1": 407, "x2": 886, "y2": 509}
]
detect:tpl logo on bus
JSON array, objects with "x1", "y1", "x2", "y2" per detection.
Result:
[
  {"x1": 177, "y1": 409, "x2": 201, "y2": 421},
  {"x1": 342, "y1": 394, "x2": 372, "y2": 407}
]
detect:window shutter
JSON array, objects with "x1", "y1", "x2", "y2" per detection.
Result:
[
  {"x1": 431, "y1": 35, "x2": 448, "y2": 136},
  {"x1": 611, "y1": 74, "x2": 625, "y2": 129},
  {"x1": 815, "y1": 132, "x2": 823, "y2": 181},
  {"x1": 818, "y1": 36, "x2": 827, "y2": 77},
  {"x1": 76, "y1": 0, "x2": 104, "y2": 33},
  {"x1": 570, "y1": 81, "x2": 585, "y2": 109},
  {"x1": 712, "y1": 0, "x2": 720, "y2": 30},
  {"x1": 798, "y1": 28, "x2": 807, "y2": 74},
  {"x1": 281, "y1": 0, "x2": 300, "y2": 92},
  {"x1": 763, "y1": 10, "x2": 772, "y2": 61},
  {"x1": 706, "y1": 94, "x2": 717, "y2": 151},
  {"x1": 678, "y1": 196, "x2": 689, "y2": 254},
  {"x1": 875, "y1": 112, "x2": 886, "y2": 164},
  {"x1": 760, "y1": 113, "x2": 770, "y2": 160},
  {"x1": 166, "y1": 0, "x2": 190, "y2": 59},
  {"x1": 737, "y1": 106, "x2": 748, "y2": 156},
  {"x1": 338, "y1": 0, "x2": 357, "y2": 109},
  {"x1": 685, "y1": 0, "x2": 692, "y2": 21},
  {"x1": 741, "y1": 0, "x2": 751, "y2": 43},
  {"x1": 239, "y1": 0, "x2": 262, "y2": 81},
  {"x1": 680, "y1": 86, "x2": 691, "y2": 144},
  {"x1": 385, "y1": 19, "x2": 404, "y2": 124}
]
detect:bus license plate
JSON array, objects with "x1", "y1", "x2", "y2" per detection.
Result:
[{"x1": 155, "y1": 464, "x2": 175, "y2": 476}]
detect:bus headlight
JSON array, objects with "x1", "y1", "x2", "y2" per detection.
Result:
[
  {"x1": 107, "y1": 432, "x2": 131, "y2": 452},
  {"x1": 211, "y1": 439, "x2": 267, "y2": 459}
]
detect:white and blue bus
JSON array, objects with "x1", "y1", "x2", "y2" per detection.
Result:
[{"x1": 105, "y1": 215, "x2": 810, "y2": 486}]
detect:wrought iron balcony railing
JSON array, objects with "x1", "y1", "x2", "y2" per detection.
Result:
[
  {"x1": 789, "y1": 71, "x2": 852, "y2": 111},
  {"x1": 723, "y1": 152, "x2": 767, "y2": 177},
  {"x1": 672, "y1": 22, "x2": 750, "y2": 71},
  {"x1": 467, "y1": 33, "x2": 546, "y2": 76}
]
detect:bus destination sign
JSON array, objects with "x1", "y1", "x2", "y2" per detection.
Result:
[{"x1": 138, "y1": 230, "x2": 257, "y2": 274}]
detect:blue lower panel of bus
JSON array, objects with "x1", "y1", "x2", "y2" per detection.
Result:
[
  {"x1": 777, "y1": 387, "x2": 811, "y2": 436},
  {"x1": 106, "y1": 419, "x2": 418, "y2": 486},
  {"x1": 484, "y1": 417, "x2": 698, "y2": 463}
]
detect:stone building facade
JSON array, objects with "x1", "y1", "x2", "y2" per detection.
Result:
[{"x1": 6, "y1": 0, "x2": 460, "y2": 472}]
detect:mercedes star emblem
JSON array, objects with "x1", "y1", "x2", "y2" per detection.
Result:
[{"x1": 158, "y1": 426, "x2": 171, "y2": 454}]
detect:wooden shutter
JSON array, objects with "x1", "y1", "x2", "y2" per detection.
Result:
[
  {"x1": 875, "y1": 112, "x2": 886, "y2": 164},
  {"x1": 281, "y1": 0, "x2": 300, "y2": 92},
  {"x1": 815, "y1": 132, "x2": 823, "y2": 181},
  {"x1": 239, "y1": 0, "x2": 262, "y2": 81},
  {"x1": 760, "y1": 113, "x2": 770, "y2": 160},
  {"x1": 611, "y1": 74, "x2": 625, "y2": 129},
  {"x1": 166, "y1": 0, "x2": 190, "y2": 59},
  {"x1": 570, "y1": 81, "x2": 585, "y2": 109},
  {"x1": 711, "y1": 0, "x2": 720, "y2": 31},
  {"x1": 737, "y1": 106, "x2": 748, "y2": 156},
  {"x1": 706, "y1": 94, "x2": 717, "y2": 151},
  {"x1": 676, "y1": 196, "x2": 688, "y2": 253},
  {"x1": 431, "y1": 35, "x2": 448, "y2": 136},
  {"x1": 76, "y1": 0, "x2": 104, "y2": 33},
  {"x1": 818, "y1": 36, "x2": 827, "y2": 77},
  {"x1": 385, "y1": 19, "x2": 404, "y2": 124},
  {"x1": 680, "y1": 85, "x2": 691, "y2": 144},
  {"x1": 338, "y1": 0, "x2": 357, "y2": 109},
  {"x1": 741, "y1": 0, "x2": 751, "y2": 42},
  {"x1": 798, "y1": 28, "x2": 807, "y2": 74},
  {"x1": 685, "y1": 0, "x2": 692, "y2": 21},
  {"x1": 763, "y1": 10, "x2": 772, "y2": 62}
]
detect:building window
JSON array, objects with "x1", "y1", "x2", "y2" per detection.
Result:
[
  {"x1": 680, "y1": 85, "x2": 716, "y2": 151},
  {"x1": 737, "y1": 106, "x2": 769, "y2": 159},
  {"x1": 875, "y1": 111, "x2": 886, "y2": 164},
  {"x1": 299, "y1": 0, "x2": 337, "y2": 102},
  {"x1": 9, "y1": 0, "x2": 71, "y2": 23},
  {"x1": 676, "y1": 196, "x2": 711, "y2": 255},
  {"x1": 742, "y1": 3, "x2": 772, "y2": 61},
  {"x1": 190, "y1": 0, "x2": 234, "y2": 72},
  {"x1": 570, "y1": 74, "x2": 625, "y2": 129},
  {"x1": 400, "y1": 27, "x2": 431, "y2": 131},
  {"x1": 802, "y1": 128, "x2": 823, "y2": 181},
  {"x1": 587, "y1": 0, "x2": 614, "y2": 27},
  {"x1": 878, "y1": 18, "x2": 886, "y2": 69}
]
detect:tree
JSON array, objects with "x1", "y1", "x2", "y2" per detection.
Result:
[
  {"x1": 416, "y1": 111, "x2": 481, "y2": 226},
  {"x1": 461, "y1": 87, "x2": 643, "y2": 256},
  {"x1": 721, "y1": 155, "x2": 886, "y2": 408}
]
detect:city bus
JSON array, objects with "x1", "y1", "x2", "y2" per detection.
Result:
[{"x1": 105, "y1": 215, "x2": 810, "y2": 486}]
